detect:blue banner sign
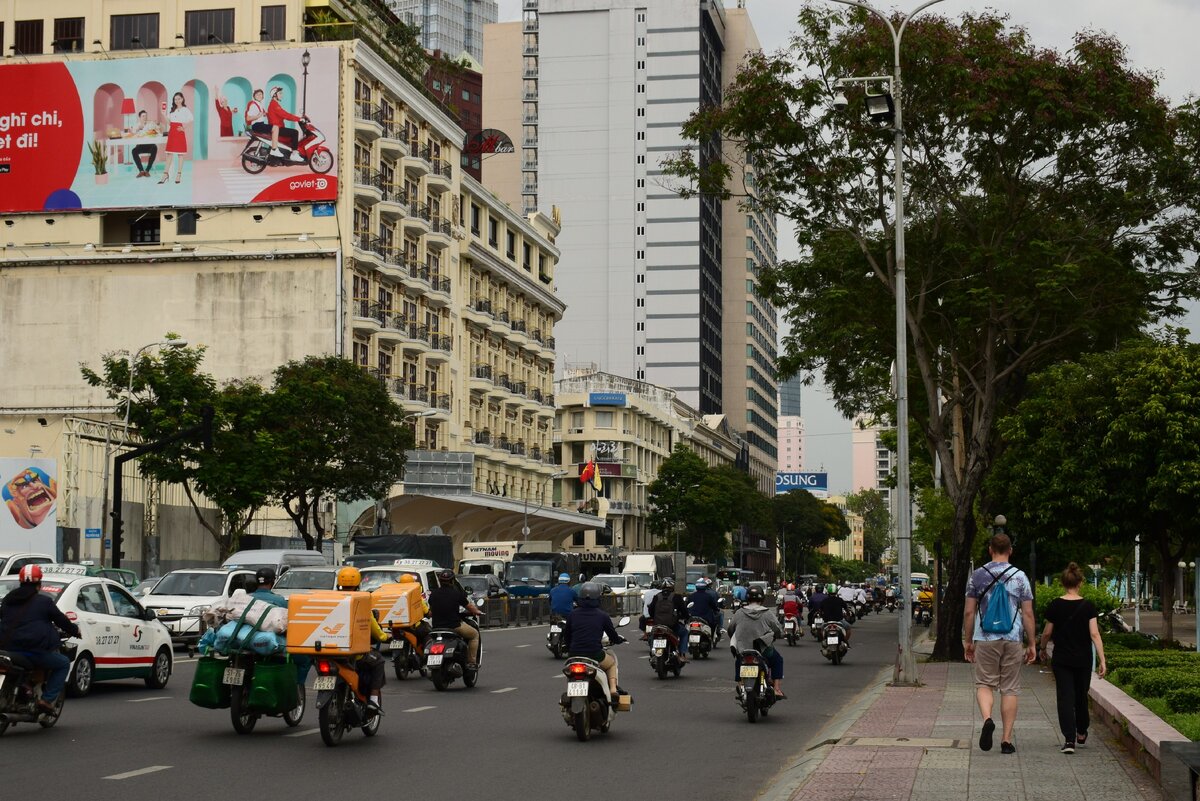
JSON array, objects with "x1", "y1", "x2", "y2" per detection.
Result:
[
  {"x1": 85, "y1": 527, "x2": 101, "y2": 539},
  {"x1": 588, "y1": 392, "x2": 627, "y2": 407},
  {"x1": 775, "y1": 472, "x2": 828, "y2": 494}
]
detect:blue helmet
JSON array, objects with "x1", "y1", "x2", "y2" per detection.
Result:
[{"x1": 558, "y1": 573, "x2": 570, "y2": 584}]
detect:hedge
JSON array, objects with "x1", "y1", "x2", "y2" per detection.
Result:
[
  {"x1": 1129, "y1": 668, "x2": 1200, "y2": 699},
  {"x1": 1167, "y1": 688, "x2": 1200, "y2": 714}
]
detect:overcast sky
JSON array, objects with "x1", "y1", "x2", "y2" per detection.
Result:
[{"x1": 496, "y1": 0, "x2": 1200, "y2": 491}]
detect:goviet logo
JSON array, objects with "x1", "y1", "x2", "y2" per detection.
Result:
[{"x1": 288, "y1": 177, "x2": 328, "y2": 192}]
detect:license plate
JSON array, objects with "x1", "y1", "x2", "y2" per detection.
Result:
[
  {"x1": 389, "y1": 640, "x2": 403, "y2": 651},
  {"x1": 427, "y1": 654, "x2": 443, "y2": 666},
  {"x1": 549, "y1": 625, "x2": 562, "y2": 633},
  {"x1": 826, "y1": 636, "x2": 839, "y2": 646},
  {"x1": 223, "y1": 667, "x2": 245, "y2": 686},
  {"x1": 785, "y1": 621, "x2": 795, "y2": 629},
  {"x1": 313, "y1": 676, "x2": 336, "y2": 691},
  {"x1": 652, "y1": 639, "x2": 667, "y2": 649},
  {"x1": 689, "y1": 635, "x2": 700, "y2": 643},
  {"x1": 567, "y1": 681, "x2": 589, "y2": 697},
  {"x1": 739, "y1": 665, "x2": 759, "y2": 678},
  {"x1": 814, "y1": 619, "x2": 823, "y2": 626}
]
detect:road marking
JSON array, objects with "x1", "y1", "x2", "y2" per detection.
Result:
[
  {"x1": 553, "y1": 673, "x2": 565, "y2": 678},
  {"x1": 404, "y1": 705, "x2": 436, "y2": 712},
  {"x1": 491, "y1": 687, "x2": 517, "y2": 694},
  {"x1": 514, "y1": 644, "x2": 532, "y2": 648},
  {"x1": 104, "y1": 766, "x2": 172, "y2": 780},
  {"x1": 284, "y1": 728, "x2": 321, "y2": 738},
  {"x1": 127, "y1": 696, "x2": 170, "y2": 703}
]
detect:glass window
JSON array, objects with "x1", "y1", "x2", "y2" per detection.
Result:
[
  {"x1": 595, "y1": 411, "x2": 614, "y2": 428},
  {"x1": 177, "y1": 209, "x2": 198, "y2": 236},
  {"x1": 14, "y1": 19, "x2": 43, "y2": 55},
  {"x1": 53, "y1": 17, "x2": 84, "y2": 53},
  {"x1": 184, "y1": 8, "x2": 235, "y2": 47},
  {"x1": 77, "y1": 583, "x2": 109, "y2": 614},
  {"x1": 260, "y1": 5, "x2": 286, "y2": 41},
  {"x1": 571, "y1": 411, "x2": 584, "y2": 428},
  {"x1": 110, "y1": 13, "x2": 159, "y2": 50},
  {"x1": 106, "y1": 585, "x2": 142, "y2": 618}
]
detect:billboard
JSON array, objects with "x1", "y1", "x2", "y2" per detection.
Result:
[
  {"x1": 1, "y1": 459, "x2": 58, "y2": 555},
  {"x1": 776, "y1": 472, "x2": 829, "y2": 497},
  {"x1": 0, "y1": 46, "x2": 339, "y2": 214},
  {"x1": 588, "y1": 392, "x2": 627, "y2": 407}
]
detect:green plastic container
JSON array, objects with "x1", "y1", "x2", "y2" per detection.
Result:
[
  {"x1": 189, "y1": 655, "x2": 231, "y2": 709},
  {"x1": 248, "y1": 658, "x2": 300, "y2": 712}
]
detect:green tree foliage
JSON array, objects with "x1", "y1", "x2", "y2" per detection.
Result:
[
  {"x1": 268, "y1": 356, "x2": 414, "y2": 551},
  {"x1": 773, "y1": 489, "x2": 850, "y2": 577},
  {"x1": 664, "y1": 7, "x2": 1200, "y2": 659},
  {"x1": 845, "y1": 488, "x2": 890, "y2": 564},
  {"x1": 990, "y1": 334, "x2": 1200, "y2": 642}
]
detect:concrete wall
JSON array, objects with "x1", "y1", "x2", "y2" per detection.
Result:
[{"x1": 482, "y1": 21, "x2": 524, "y2": 211}]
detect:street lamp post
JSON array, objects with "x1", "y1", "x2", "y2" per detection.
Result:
[
  {"x1": 98, "y1": 339, "x2": 188, "y2": 566},
  {"x1": 1178, "y1": 560, "x2": 1197, "y2": 651},
  {"x1": 523, "y1": 470, "x2": 568, "y2": 544},
  {"x1": 829, "y1": 0, "x2": 945, "y2": 686}
]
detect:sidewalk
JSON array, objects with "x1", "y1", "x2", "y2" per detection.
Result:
[{"x1": 779, "y1": 660, "x2": 1164, "y2": 801}]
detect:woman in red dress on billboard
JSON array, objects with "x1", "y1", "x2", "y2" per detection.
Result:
[{"x1": 159, "y1": 92, "x2": 193, "y2": 185}]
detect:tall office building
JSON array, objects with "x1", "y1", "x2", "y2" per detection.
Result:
[
  {"x1": 391, "y1": 0, "x2": 498, "y2": 62},
  {"x1": 779, "y1": 374, "x2": 803, "y2": 417},
  {"x1": 484, "y1": 1, "x2": 778, "y2": 492},
  {"x1": 852, "y1": 416, "x2": 894, "y2": 505}
]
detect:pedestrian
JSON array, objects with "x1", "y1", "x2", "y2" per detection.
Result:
[
  {"x1": 963, "y1": 532, "x2": 1036, "y2": 754},
  {"x1": 1038, "y1": 562, "x2": 1107, "y2": 754}
]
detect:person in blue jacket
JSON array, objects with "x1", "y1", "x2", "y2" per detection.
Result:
[
  {"x1": 0, "y1": 565, "x2": 81, "y2": 713},
  {"x1": 687, "y1": 578, "x2": 723, "y2": 643},
  {"x1": 549, "y1": 573, "x2": 578, "y2": 618},
  {"x1": 562, "y1": 582, "x2": 626, "y2": 704},
  {"x1": 250, "y1": 567, "x2": 310, "y2": 682}
]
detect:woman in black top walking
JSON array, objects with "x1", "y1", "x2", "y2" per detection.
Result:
[{"x1": 1038, "y1": 563, "x2": 1107, "y2": 754}]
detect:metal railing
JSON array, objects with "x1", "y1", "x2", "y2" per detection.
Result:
[
  {"x1": 474, "y1": 429, "x2": 492, "y2": 445},
  {"x1": 472, "y1": 298, "x2": 492, "y2": 315},
  {"x1": 473, "y1": 363, "x2": 493, "y2": 380},
  {"x1": 431, "y1": 392, "x2": 452, "y2": 411},
  {"x1": 475, "y1": 594, "x2": 642, "y2": 629}
]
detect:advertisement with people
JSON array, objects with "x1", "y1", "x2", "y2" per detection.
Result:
[
  {"x1": 1, "y1": 459, "x2": 58, "y2": 554},
  {"x1": 0, "y1": 45, "x2": 339, "y2": 214}
]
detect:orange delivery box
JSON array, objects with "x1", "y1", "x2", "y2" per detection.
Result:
[
  {"x1": 286, "y1": 591, "x2": 373, "y2": 655},
  {"x1": 371, "y1": 582, "x2": 426, "y2": 628}
]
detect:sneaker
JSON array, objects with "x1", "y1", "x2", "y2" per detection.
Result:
[
  {"x1": 1061, "y1": 741, "x2": 1075, "y2": 754},
  {"x1": 270, "y1": 148, "x2": 284, "y2": 156},
  {"x1": 1001, "y1": 742, "x2": 1016, "y2": 755},
  {"x1": 366, "y1": 699, "x2": 384, "y2": 715},
  {"x1": 979, "y1": 717, "x2": 996, "y2": 752},
  {"x1": 1075, "y1": 732, "x2": 1088, "y2": 746},
  {"x1": 35, "y1": 698, "x2": 56, "y2": 715},
  {"x1": 289, "y1": 151, "x2": 305, "y2": 162}
]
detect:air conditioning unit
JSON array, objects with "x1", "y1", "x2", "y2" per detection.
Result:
[{"x1": 568, "y1": 427, "x2": 584, "y2": 434}]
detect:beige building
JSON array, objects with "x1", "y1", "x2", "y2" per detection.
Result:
[
  {"x1": 480, "y1": 19, "x2": 525, "y2": 213},
  {"x1": 0, "y1": 0, "x2": 596, "y2": 575},
  {"x1": 823, "y1": 496, "x2": 865, "y2": 562}
]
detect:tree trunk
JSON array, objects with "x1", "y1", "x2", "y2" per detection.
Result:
[
  {"x1": 1155, "y1": 532, "x2": 1176, "y2": 644},
  {"x1": 932, "y1": 511, "x2": 978, "y2": 660}
]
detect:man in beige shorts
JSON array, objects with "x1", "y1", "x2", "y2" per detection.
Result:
[{"x1": 963, "y1": 533, "x2": 1036, "y2": 754}]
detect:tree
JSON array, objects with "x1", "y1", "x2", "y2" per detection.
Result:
[
  {"x1": 81, "y1": 341, "x2": 281, "y2": 559},
  {"x1": 268, "y1": 356, "x2": 414, "y2": 551},
  {"x1": 664, "y1": 8, "x2": 1200, "y2": 659},
  {"x1": 773, "y1": 490, "x2": 850, "y2": 577},
  {"x1": 989, "y1": 334, "x2": 1200, "y2": 643},
  {"x1": 846, "y1": 489, "x2": 890, "y2": 565}
]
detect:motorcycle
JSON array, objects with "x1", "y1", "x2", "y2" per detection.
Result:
[
  {"x1": 820, "y1": 622, "x2": 848, "y2": 665},
  {"x1": 809, "y1": 613, "x2": 825, "y2": 640},
  {"x1": 240, "y1": 117, "x2": 334, "y2": 175},
  {"x1": 885, "y1": 597, "x2": 896, "y2": 613},
  {"x1": 558, "y1": 617, "x2": 631, "y2": 741},
  {"x1": 647, "y1": 623, "x2": 685, "y2": 679},
  {"x1": 844, "y1": 605, "x2": 857, "y2": 625},
  {"x1": 0, "y1": 638, "x2": 76, "y2": 735},
  {"x1": 873, "y1": 600, "x2": 884, "y2": 614},
  {"x1": 387, "y1": 626, "x2": 426, "y2": 680},
  {"x1": 547, "y1": 615, "x2": 567, "y2": 659},
  {"x1": 782, "y1": 613, "x2": 800, "y2": 646},
  {"x1": 685, "y1": 616, "x2": 715, "y2": 659},
  {"x1": 424, "y1": 617, "x2": 483, "y2": 691},
  {"x1": 736, "y1": 647, "x2": 777, "y2": 722},
  {"x1": 914, "y1": 603, "x2": 932, "y2": 628},
  {"x1": 224, "y1": 650, "x2": 306, "y2": 734},
  {"x1": 854, "y1": 600, "x2": 868, "y2": 618},
  {"x1": 312, "y1": 652, "x2": 381, "y2": 747}
]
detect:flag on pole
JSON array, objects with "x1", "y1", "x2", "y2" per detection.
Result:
[{"x1": 579, "y1": 461, "x2": 596, "y2": 486}]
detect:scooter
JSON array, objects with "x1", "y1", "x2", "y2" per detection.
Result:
[
  {"x1": 736, "y1": 647, "x2": 777, "y2": 723},
  {"x1": 844, "y1": 606, "x2": 857, "y2": 625},
  {"x1": 782, "y1": 613, "x2": 800, "y2": 646},
  {"x1": 312, "y1": 652, "x2": 381, "y2": 747},
  {"x1": 224, "y1": 649, "x2": 306, "y2": 734},
  {"x1": 240, "y1": 117, "x2": 334, "y2": 175},
  {"x1": 809, "y1": 613, "x2": 825, "y2": 640},
  {"x1": 387, "y1": 625, "x2": 425, "y2": 680},
  {"x1": 647, "y1": 623, "x2": 685, "y2": 679},
  {"x1": 686, "y1": 617, "x2": 715, "y2": 659},
  {"x1": 547, "y1": 615, "x2": 567, "y2": 659},
  {"x1": 885, "y1": 597, "x2": 896, "y2": 613},
  {"x1": 820, "y1": 622, "x2": 849, "y2": 665},
  {"x1": 558, "y1": 617, "x2": 631, "y2": 741},
  {"x1": 0, "y1": 638, "x2": 76, "y2": 735},
  {"x1": 913, "y1": 603, "x2": 932, "y2": 628},
  {"x1": 424, "y1": 616, "x2": 483, "y2": 691}
]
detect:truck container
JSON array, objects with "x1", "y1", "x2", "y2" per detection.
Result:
[{"x1": 507, "y1": 552, "x2": 582, "y2": 597}]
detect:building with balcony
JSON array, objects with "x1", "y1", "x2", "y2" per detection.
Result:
[{"x1": 0, "y1": 0, "x2": 594, "y2": 575}]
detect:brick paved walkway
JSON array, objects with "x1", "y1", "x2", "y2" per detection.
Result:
[{"x1": 785, "y1": 661, "x2": 1164, "y2": 801}]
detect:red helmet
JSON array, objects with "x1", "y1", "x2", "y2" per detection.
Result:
[{"x1": 18, "y1": 564, "x2": 43, "y2": 584}]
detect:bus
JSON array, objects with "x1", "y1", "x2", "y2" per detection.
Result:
[{"x1": 715, "y1": 568, "x2": 755, "y2": 587}]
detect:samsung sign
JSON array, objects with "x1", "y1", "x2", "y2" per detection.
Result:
[
  {"x1": 776, "y1": 472, "x2": 829, "y2": 494},
  {"x1": 588, "y1": 392, "x2": 627, "y2": 407}
]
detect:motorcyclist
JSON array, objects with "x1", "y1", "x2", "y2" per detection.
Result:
[
  {"x1": 335, "y1": 567, "x2": 389, "y2": 713},
  {"x1": 726, "y1": 586, "x2": 786, "y2": 698},
  {"x1": 428, "y1": 569, "x2": 482, "y2": 668},
  {"x1": 562, "y1": 581, "x2": 627, "y2": 705},
  {"x1": 687, "y1": 578, "x2": 722, "y2": 643},
  {"x1": 394, "y1": 573, "x2": 431, "y2": 651},
  {"x1": 915, "y1": 584, "x2": 935, "y2": 619},
  {"x1": 0, "y1": 565, "x2": 82, "y2": 714},
  {"x1": 780, "y1": 584, "x2": 802, "y2": 620},
  {"x1": 250, "y1": 567, "x2": 287, "y2": 608},
  {"x1": 732, "y1": 582, "x2": 749, "y2": 604},
  {"x1": 819, "y1": 583, "x2": 852, "y2": 645},
  {"x1": 639, "y1": 579, "x2": 662, "y2": 639},
  {"x1": 650, "y1": 577, "x2": 690, "y2": 662},
  {"x1": 549, "y1": 573, "x2": 578, "y2": 619},
  {"x1": 807, "y1": 584, "x2": 828, "y2": 625},
  {"x1": 855, "y1": 584, "x2": 868, "y2": 609}
]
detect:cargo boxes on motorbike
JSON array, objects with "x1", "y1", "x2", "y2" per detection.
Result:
[
  {"x1": 615, "y1": 692, "x2": 633, "y2": 712},
  {"x1": 372, "y1": 582, "x2": 424, "y2": 628},
  {"x1": 286, "y1": 591, "x2": 373, "y2": 655}
]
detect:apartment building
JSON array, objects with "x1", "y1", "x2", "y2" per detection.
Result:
[{"x1": 389, "y1": 0, "x2": 498, "y2": 63}]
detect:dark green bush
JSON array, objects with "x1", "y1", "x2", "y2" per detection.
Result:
[
  {"x1": 1167, "y1": 688, "x2": 1200, "y2": 714},
  {"x1": 1130, "y1": 668, "x2": 1200, "y2": 699},
  {"x1": 1103, "y1": 633, "x2": 1166, "y2": 651}
]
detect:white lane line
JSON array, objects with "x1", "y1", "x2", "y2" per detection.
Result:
[
  {"x1": 404, "y1": 705, "x2": 436, "y2": 712},
  {"x1": 553, "y1": 673, "x2": 565, "y2": 678},
  {"x1": 104, "y1": 766, "x2": 173, "y2": 781},
  {"x1": 514, "y1": 644, "x2": 532, "y2": 648},
  {"x1": 284, "y1": 728, "x2": 321, "y2": 738},
  {"x1": 491, "y1": 687, "x2": 517, "y2": 694},
  {"x1": 127, "y1": 696, "x2": 170, "y2": 703}
]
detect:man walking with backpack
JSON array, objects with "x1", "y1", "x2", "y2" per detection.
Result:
[{"x1": 963, "y1": 533, "x2": 1035, "y2": 755}]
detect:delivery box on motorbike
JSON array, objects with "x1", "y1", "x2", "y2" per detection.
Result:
[
  {"x1": 286, "y1": 591, "x2": 373, "y2": 655},
  {"x1": 371, "y1": 582, "x2": 424, "y2": 628},
  {"x1": 615, "y1": 692, "x2": 633, "y2": 712}
]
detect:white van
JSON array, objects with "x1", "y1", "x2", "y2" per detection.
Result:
[{"x1": 221, "y1": 548, "x2": 328, "y2": 575}]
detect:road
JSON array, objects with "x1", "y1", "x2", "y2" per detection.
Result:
[{"x1": 0, "y1": 611, "x2": 902, "y2": 799}]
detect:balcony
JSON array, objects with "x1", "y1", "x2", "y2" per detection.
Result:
[
  {"x1": 427, "y1": 159, "x2": 453, "y2": 193},
  {"x1": 378, "y1": 184, "x2": 408, "y2": 218},
  {"x1": 530, "y1": 445, "x2": 542, "y2": 461},
  {"x1": 523, "y1": 19, "x2": 538, "y2": 32},
  {"x1": 522, "y1": 67, "x2": 539, "y2": 78},
  {"x1": 354, "y1": 101, "x2": 384, "y2": 139},
  {"x1": 522, "y1": 91, "x2": 538, "y2": 102},
  {"x1": 524, "y1": 0, "x2": 539, "y2": 8},
  {"x1": 426, "y1": 273, "x2": 452, "y2": 308},
  {"x1": 426, "y1": 333, "x2": 453, "y2": 362},
  {"x1": 510, "y1": 380, "x2": 527, "y2": 397},
  {"x1": 404, "y1": 202, "x2": 432, "y2": 237},
  {"x1": 522, "y1": 137, "x2": 538, "y2": 148},
  {"x1": 400, "y1": 321, "x2": 431, "y2": 352},
  {"x1": 353, "y1": 166, "x2": 383, "y2": 204},
  {"x1": 529, "y1": 387, "x2": 544, "y2": 404},
  {"x1": 521, "y1": 159, "x2": 538, "y2": 170},
  {"x1": 379, "y1": 122, "x2": 405, "y2": 156},
  {"x1": 473, "y1": 429, "x2": 492, "y2": 446},
  {"x1": 353, "y1": 231, "x2": 385, "y2": 266},
  {"x1": 403, "y1": 141, "x2": 432, "y2": 178},
  {"x1": 522, "y1": 115, "x2": 538, "y2": 126},
  {"x1": 469, "y1": 363, "x2": 493, "y2": 392},
  {"x1": 351, "y1": 299, "x2": 384, "y2": 332},
  {"x1": 463, "y1": 296, "x2": 493, "y2": 325},
  {"x1": 491, "y1": 373, "x2": 513, "y2": 398},
  {"x1": 430, "y1": 392, "x2": 452, "y2": 412},
  {"x1": 522, "y1": 183, "x2": 538, "y2": 195},
  {"x1": 539, "y1": 268, "x2": 553, "y2": 284},
  {"x1": 488, "y1": 308, "x2": 510, "y2": 336},
  {"x1": 425, "y1": 217, "x2": 453, "y2": 250},
  {"x1": 401, "y1": 383, "x2": 429, "y2": 406},
  {"x1": 511, "y1": 441, "x2": 527, "y2": 457},
  {"x1": 523, "y1": 42, "x2": 537, "y2": 55}
]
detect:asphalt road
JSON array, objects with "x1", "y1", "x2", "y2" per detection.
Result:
[{"x1": 0, "y1": 611, "x2": 902, "y2": 800}]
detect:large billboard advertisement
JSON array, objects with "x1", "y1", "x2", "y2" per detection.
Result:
[
  {"x1": 0, "y1": 46, "x2": 339, "y2": 213},
  {"x1": 1, "y1": 459, "x2": 58, "y2": 555},
  {"x1": 776, "y1": 471, "x2": 829, "y2": 497}
]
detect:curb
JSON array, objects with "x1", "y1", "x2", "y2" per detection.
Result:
[{"x1": 755, "y1": 664, "x2": 893, "y2": 801}]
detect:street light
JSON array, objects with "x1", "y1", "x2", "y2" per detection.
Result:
[
  {"x1": 523, "y1": 470, "x2": 568, "y2": 543},
  {"x1": 828, "y1": 0, "x2": 946, "y2": 686},
  {"x1": 1184, "y1": 560, "x2": 1200, "y2": 653}
]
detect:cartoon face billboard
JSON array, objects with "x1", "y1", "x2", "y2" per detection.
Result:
[
  {"x1": 0, "y1": 45, "x2": 339, "y2": 213},
  {"x1": 1, "y1": 459, "x2": 58, "y2": 554}
]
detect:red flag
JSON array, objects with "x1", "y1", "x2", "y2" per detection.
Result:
[{"x1": 579, "y1": 461, "x2": 596, "y2": 485}]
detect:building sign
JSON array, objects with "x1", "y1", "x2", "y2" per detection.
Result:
[
  {"x1": 578, "y1": 462, "x2": 624, "y2": 478},
  {"x1": 775, "y1": 471, "x2": 829, "y2": 496},
  {"x1": 463, "y1": 128, "x2": 514, "y2": 155},
  {"x1": 0, "y1": 46, "x2": 340, "y2": 214},
  {"x1": 594, "y1": 440, "x2": 620, "y2": 458},
  {"x1": 1, "y1": 458, "x2": 58, "y2": 554},
  {"x1": 588, "y1": 392, "x2": 627, "y2": 407}
]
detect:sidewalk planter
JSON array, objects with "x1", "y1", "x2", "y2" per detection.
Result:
[{"x1": 1090, "y1": 676, "x2": 1187, "y2": 783}]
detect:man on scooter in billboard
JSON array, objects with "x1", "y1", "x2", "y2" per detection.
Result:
[{"x1": 267, "y1": 86, "x2": 305, "y2": 162}]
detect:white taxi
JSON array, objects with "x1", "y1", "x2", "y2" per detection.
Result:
[{"x1": 0, "y1": 568, "x2": 174, "y2": 697}]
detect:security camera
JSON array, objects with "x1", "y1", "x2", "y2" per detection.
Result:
[{"x1": 831, "y1": 90, "x2": 849, "y2": 111}]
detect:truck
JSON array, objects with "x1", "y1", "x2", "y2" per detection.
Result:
[
  {"x1": 458, "y1": 540, "x2": 553, "y2": 582},
  {"x1": 622, "y1": 552, "x2": 684, "y2": 586},
  {"x1": 346, "y1": 534, "x2": 454, "y2": 570},
  {"x1": 507, "y1": 551, "x2": 582, "y2": 597}
]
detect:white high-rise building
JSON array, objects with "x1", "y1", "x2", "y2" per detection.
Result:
[{"x1": 391, "y1": 0, "x2": 498, "y2": 62}]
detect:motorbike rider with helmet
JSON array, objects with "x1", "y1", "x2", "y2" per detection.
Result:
[
  {"x1": 819, "y1": 583, "x2": 852, "y2": 646},
  {"x1": 726, "y1": 585, "x2": 786, "y2": 699},
  {"x1": 394, "y1": 573, "x2": 431, "y2": 650},
  {"x1": 0, "y1": 565, "x2": 82, "y2": 714},
  {"x1": 650, "y1": 577, "x2": 691, "y2": 662},
  {"x1": 562, "y1": 582, "x2": 627, "y2": 704},
  {"x1": 549, "y1": 573, "x2": 578, "y2": 619},
  {"x1": 639, "y1": 579, "x2": 662, "y2": 639},
  {"x1": 428, "y1": 569, "x2": 482, "y2": 667},
  {"x1": 780, "y1": 583, "x2": 802, "y2": 620},
  {"x1": 335, "y1": 566, "x2": 389, "y2": 713},
  {"x1": 807, "y1": 583, "x2": 828, "y2": 625},
  {"x1": 687, "y1": 578, "x2": 722, "y2": 643}
]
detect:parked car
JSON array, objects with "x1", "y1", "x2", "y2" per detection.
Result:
[
  {"x1": 130, "y1": 577, "x2": 161, "y2": 600},
  {"x1": 36, "y1": 563, "x2": 140, "y2": 590},
  {"x1": 457, "y1": 573, "x2": 508, "y2": 605},
  {"x1": 271, "y1": 565, "x2": 343, "y2": 598},
  {"x1": 0, "y1": 552, "x2": 54, "y2": 576},
  {"x1": 0, "y1": 572, "x2": 173, "y2": 697},
  {"x1": 140, "y1": 568, "x2": 255, "y2": 646},
  {"x1": 590, "y1": 574, "x2": 642, "y2": 596},
  {"x1": 220, "y1": 548, "x2": 327, "y2": 575}
]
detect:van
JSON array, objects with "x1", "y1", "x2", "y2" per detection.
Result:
[{"x1": 221, "y1": 549, "x2": 328, "y2": 575}]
